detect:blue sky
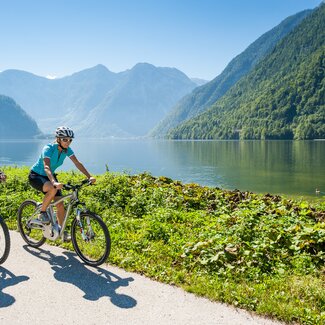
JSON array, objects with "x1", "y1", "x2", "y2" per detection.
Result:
[{"x1": 0, "y1": 0, "x2": 321, "y2": 80}]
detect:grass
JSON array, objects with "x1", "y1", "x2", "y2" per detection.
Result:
[{"x1": 0, "y1": 166, "x2": 324, "y2": 324}]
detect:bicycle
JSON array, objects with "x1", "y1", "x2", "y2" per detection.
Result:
[
  {"x1": 0, "y1": 215, "x2": 10, "y2": 264},
  {"x1": 17, "y1": 179, "x2": 111, "y2": 266}
]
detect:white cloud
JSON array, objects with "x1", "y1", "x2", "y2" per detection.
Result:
[{"x1": 46, "y1": 75, "x2": 57, "y2": 79}]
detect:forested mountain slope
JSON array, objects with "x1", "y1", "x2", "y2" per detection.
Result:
[
  {"x1": 151, "y1": 9, "x2": 312, "y2": 137},
  {"x1": 168, "y1": 4, "x2": 325, "y2": 140},
  {"x1": 0, "y1": 95, "x2": 42, "y2": 138}
]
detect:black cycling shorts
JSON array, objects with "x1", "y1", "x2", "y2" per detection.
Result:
[{"x1": 28, "y1": 171, "x2": 62, "y2": 196}]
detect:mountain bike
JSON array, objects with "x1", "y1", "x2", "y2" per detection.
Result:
[
  {"x1": 17, "y1": 179, "x2": 111, "y2": 266},
  {"x1": 0, "y1": 215, "x2": 10, "y2": 264}
]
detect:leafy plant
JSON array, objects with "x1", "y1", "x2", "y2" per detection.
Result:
[{"x1": 1, "y1": 166, "x2": 325, "y2": 324}]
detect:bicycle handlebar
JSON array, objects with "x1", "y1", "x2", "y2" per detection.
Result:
[{"x1": 63, "y1": 179, "x2": 92, "y2": 191}]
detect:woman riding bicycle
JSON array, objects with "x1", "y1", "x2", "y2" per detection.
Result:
[{"x1": 28, "y1": 126, "x2": 95, "y2": 241}]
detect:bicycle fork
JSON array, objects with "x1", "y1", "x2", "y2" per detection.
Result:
[{"x1": 76, "y1": 209, "x2": 93, "y2": 241}]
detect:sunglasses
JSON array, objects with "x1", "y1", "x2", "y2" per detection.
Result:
[{"x1": 61, "y1": 138, "x2": 73, "y2": 143}]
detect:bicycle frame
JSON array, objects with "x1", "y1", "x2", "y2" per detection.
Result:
[
  {"x1": 32, "y1": 181, "x2": 89, "y2": 241},
  {"x1": 48, "y1": 193, "x2": 76, "y2": 240},
  {"x1": 18, "y1": 179, "x2": 110, "y2": 266}
]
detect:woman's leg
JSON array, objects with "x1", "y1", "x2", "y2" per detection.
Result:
[
  {"x1": 54, "y1": 196, "x2": 71, "y2": 241},
  {"x1": 55, "y1": 200, "x2": 65, "y2": 226},
  {"x1": 41, "y1": 181, "x2": 58, "y2": 211}
]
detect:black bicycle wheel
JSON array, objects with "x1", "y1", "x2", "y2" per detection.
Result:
[
  {"x1": 17, "y1": 200, "x2": 46, "y2": 247},
  {"x1": 71, "y1": 212, "x2": 111, "y2": 266},
  {"x1": 0, "y1": 216, "x2": 10, "y2": 264}
]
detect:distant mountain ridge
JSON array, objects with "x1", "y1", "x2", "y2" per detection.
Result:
[
  {"x1": 0, "y1": 63, "x2": 197, "y2": 137},
  {"x1": 190, "y1": 78, "x2": 209, "y2": 86},
  {"x1": 76, "y1": 63, "x2": 196, "y2": 137},
  {"x1": 168, "y1": 4, "x2": 325, "y2": 140},
  {"x1": 0, "y1": 95, "x2": 42, "y2": 138},
  {"x1": 151, "y1": 9, "x2": 312, "y2": 137}
]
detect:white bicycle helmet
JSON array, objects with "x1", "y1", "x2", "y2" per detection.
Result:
[{"x1": 55, "y1": 126, "x2": 75, "y2": 138}]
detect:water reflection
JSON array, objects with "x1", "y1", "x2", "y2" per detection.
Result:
[
  {"x1": 156, "y1": 140, "x2": 325, "y2": 196},
  {"x1": 0, "y1": 139, "x2": 47, "y2": 166},
  {"x1": 0, "y1": 139, "x2": 324, "y2": 197}
]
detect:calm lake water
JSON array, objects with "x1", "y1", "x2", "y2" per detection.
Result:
[{"x1": 0, "y1": 139, "x2": 324, "y2": 198}]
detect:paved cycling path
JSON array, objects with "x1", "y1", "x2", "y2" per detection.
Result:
[{"x1": 1, "y1": 231, "x2": 283, "y2": 325}]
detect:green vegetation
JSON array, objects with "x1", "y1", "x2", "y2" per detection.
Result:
[
  {"x1": 1, "y1": 166, "x2": 324, "y2": 324},
  {"x1": 168, "y1": 4, "x2": 325, "y2": 140}
]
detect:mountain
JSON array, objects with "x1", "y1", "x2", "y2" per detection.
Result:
[
  {"x1": 75, "y1": 63, "x2": 196, "y2": 137},
  {"x1": 53, "y1": 64, "x2": 122, "y2": 133},
  {"x1": 0, "y1": 95, "x2": 42, "y2": 138},
  {"x1": 191, "y1": 78, "x2": 209, "y2": 86},
  {"x1": 0, "y1": 64, "x2": 122, "y2": 133},
  {"x1": 150, "y1": 9, "x2": 312, "y2": 137},
  {"x1": 0, "y1": 63, "x2": 196, "y2": 137},
  {"x1": 0, "y1": 70, "x2": 58, "y2": 119},
  {"x1": 168, "y1": 4, "x2": 325, "y2": 140}
]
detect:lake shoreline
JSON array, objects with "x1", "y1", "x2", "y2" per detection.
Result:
[{"x1": 0, "y1": 139, "x2": 324, "y2": 198}]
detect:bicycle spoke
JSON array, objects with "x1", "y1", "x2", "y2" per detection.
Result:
[{"x1": 17, "y1": 200, "x2": 46, "y2": 247}]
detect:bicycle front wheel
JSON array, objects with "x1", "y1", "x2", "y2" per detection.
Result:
[
  {"x1": 17, "y1": 200, "x2": 46, "y2": 247},
  {"x1": 71, "y1": 212, "x2": 111, "y2": 266},
  {"x1": 0, "y1": 216, "x2": 10, "y2": 264}
]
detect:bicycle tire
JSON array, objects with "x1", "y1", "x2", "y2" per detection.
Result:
[
  {"x1": 71, "y1": 212, "x2": 111, "y2": 266},
  {"x1": 0, "y1": 216, "x2": 10, "y2": 264},
  {"x1": 17, "y1": 200, "x2": 46, "y2": 247}
]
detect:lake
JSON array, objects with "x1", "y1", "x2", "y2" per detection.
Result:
[{"x1": 0, "y1": 139, "x2": 324, "y2": 198}]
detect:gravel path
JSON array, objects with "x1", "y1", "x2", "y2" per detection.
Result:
[{"x1": 0, "y1": 231, "x2": 284, "y2": 325}]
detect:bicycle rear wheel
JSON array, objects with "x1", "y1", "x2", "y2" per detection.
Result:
[
  {"x1": 17, "y1": 200, "x2": 46, "y2": 247},
  {"x1": 0, "y1": 216, "x2": 10, "y2": 264},
  {"x1": 71, "y1": 212, "x2": 111, "y2": 266}
]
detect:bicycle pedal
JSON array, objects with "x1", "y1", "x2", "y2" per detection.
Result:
[{"x1": 29, "y1": 219, "x2": 45, "y2": 228}]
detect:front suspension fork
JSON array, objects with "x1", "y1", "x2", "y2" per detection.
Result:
[{"x1": 76, "y1": 209, "x2": 91, "y2": 241}]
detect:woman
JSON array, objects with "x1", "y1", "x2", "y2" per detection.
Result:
[{"x1": 28, "y1": 126, "x2": 95, "y2": 241}]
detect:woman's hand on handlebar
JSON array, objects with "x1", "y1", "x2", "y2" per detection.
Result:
[
  {"x1": 52, "y1": 181, "x2": 63, "y2": 189},
  {"x1": 88, "y1": 176, "x2": 96, "y2": 184}
]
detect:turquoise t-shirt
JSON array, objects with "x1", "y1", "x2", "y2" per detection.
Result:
[{"x1": 31, "y1": 143, "x2": 74, "y2": 176}]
